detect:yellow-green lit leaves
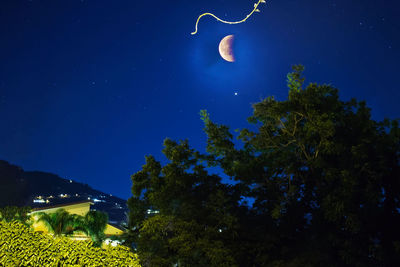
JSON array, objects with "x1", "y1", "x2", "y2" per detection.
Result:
[{"x1": 0, "y1": 221, "x2": 140, "y2": 266}]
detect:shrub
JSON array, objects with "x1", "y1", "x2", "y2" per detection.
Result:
[
  {"x1": 0, "y1": 206, "x2": 31, "y2": 223},
  {"x1": 0, "y1": 221, "x2": 140, "y2": 266}
]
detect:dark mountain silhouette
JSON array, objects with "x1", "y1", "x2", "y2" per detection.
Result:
[{"x1": 0, "y1": 160, "x2": 128, "y2": 224}]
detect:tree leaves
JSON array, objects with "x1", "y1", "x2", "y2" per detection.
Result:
[
  {"x1": 0, "y1": 221, "x2": 140, "y2": 266},
  {"x1": 35, "y1": 208, "x2": 108, "y2": 247},
  {"x1": 128, "y1": 65, "x2": 400, "y2": 266}
]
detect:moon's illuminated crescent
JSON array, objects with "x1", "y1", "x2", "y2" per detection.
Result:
[{"x1": 219, "y1": 35, "x2": 235, "y2": 62}]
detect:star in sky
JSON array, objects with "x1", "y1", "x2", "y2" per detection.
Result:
[{"x1": 0, "y1": 0, "x2": 398, "y2": 200}]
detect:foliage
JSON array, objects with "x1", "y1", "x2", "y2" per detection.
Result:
[
  {"x1": 0, "y1": 220, "x2": 140, "y2": 266},
  {"x1": 36, "y1": 208, "x2": 85, "y2": 237},
  {"x1": 83, "y1": 210, "x2": 109, "y2": 246},
  {"x1": 127, "y1": 65, "x2": 400, "y2": 266},
  {"x1": 35, "y1": 208, "x2": 109, "y2": 247},
  {"x1": 0, "y1": 206, "x2": 31, "y2": 224},
  {"x1": 128, "y1": 139, "x2": 240, "y2": 266}
]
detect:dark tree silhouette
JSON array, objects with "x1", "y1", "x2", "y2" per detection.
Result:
[{"x1": 127, "y1": 66, "x2": 400, "y2": 266}]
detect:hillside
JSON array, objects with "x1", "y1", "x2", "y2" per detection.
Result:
[{"x1": 0, "y1": 160, "x2": 128, "y2": 224}]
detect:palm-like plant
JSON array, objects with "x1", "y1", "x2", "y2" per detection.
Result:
[
  {"x1": 35, "y1": 208, "x2": 109, "y2": 246},
  {"x1": 83, "y1": 210, "x2": 108, "y2": 246},
  {"x1": 36, "y1": 208, "x2": 85, "y2": 236}
]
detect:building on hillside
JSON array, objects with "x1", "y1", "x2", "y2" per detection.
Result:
[{"x1": 29, "y1": 200, "x2": 124, "y2": 240}]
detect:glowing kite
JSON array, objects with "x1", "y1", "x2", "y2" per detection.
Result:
[{"x1": 191, "y1": 0, "x2": 267, "y2": 35}]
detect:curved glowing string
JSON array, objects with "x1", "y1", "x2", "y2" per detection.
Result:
[{"x1": 191, "y1": 0, "x2": 267, "y2": 35}]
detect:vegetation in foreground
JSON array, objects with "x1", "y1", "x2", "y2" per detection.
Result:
[
  {"x1": 0, "y1": 206, "x2": 31, "y2": 225},
  {"x1": 0, "y1": 220, "x2": 140, "y2": 266},
  {"x1": 126, "y1": 66, "x2": 400, "y2": 266},
  {"x1": 0, "y1": 206, "x2": 110, "y2": 247},
  {"x1": 36, "y1": 208, "x2": 109, "y2": 246}
]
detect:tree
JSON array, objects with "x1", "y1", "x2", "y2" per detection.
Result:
[
  {"x1": 201, "y1": 65, "x2": 400, "y2": 266},
  {"x1": 35, "y1": 209, "x2": 109, "y2": 246},
  {"x1": 83, "y1": 210, "x2": 108, "y2": 247},
  {"x1": 128, "y1": 65, "x2": 400, "y2": 266},
  {"x1": 36, "y1": 208, "x2": 85, "y2": 237},
  {"x1": 128, "y1": 139, "x2": 242, "y2": 266}
]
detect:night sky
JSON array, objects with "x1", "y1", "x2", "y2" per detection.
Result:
[{"x1": 0, "y1": 0, "x2": 399, "y2": 200}]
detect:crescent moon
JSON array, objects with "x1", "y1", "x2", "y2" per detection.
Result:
[{"x1": 219, "y1": 35, "x2": 235, "y2": 62}]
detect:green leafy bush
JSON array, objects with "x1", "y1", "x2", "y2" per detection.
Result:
[
  {"x1": 0, "y1": 221, "x2": 140, "y2": 266},
  {"x1": 0, "y1": 206, "x2": 31, "y2": 223}
]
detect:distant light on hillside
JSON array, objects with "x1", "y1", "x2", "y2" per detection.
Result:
[{"x1": 146, "y1": 209, "x2": 160, "y2": 215}]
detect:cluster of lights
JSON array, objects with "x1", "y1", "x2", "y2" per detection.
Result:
[
  {"x1": 146, "y1": 209, "x2": 160, "y2": 215},
  {"x1": 33, "y1": 199, "x2": 48, "y2": 203},
  {"x1": 33, "y1": 196, "x2": 50, "y2": 204},
  {"x1": 104, "y1": 239, "x2": 121, "y2": 247},
  {"x1": 32, "y1": 192, "x2": 124, "y2": 210},
  {"x1": 32, "y1": 192, "x2": 81, "y2": 204}
]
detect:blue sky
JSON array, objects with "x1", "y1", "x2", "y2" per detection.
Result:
[{"x1": 0, "y1": 0, "x2": 399, "y2": 199}]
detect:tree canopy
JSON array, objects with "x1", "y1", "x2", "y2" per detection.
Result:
[{"x1": 127, "y1": 65, "x2": 400, "y2": 266}]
